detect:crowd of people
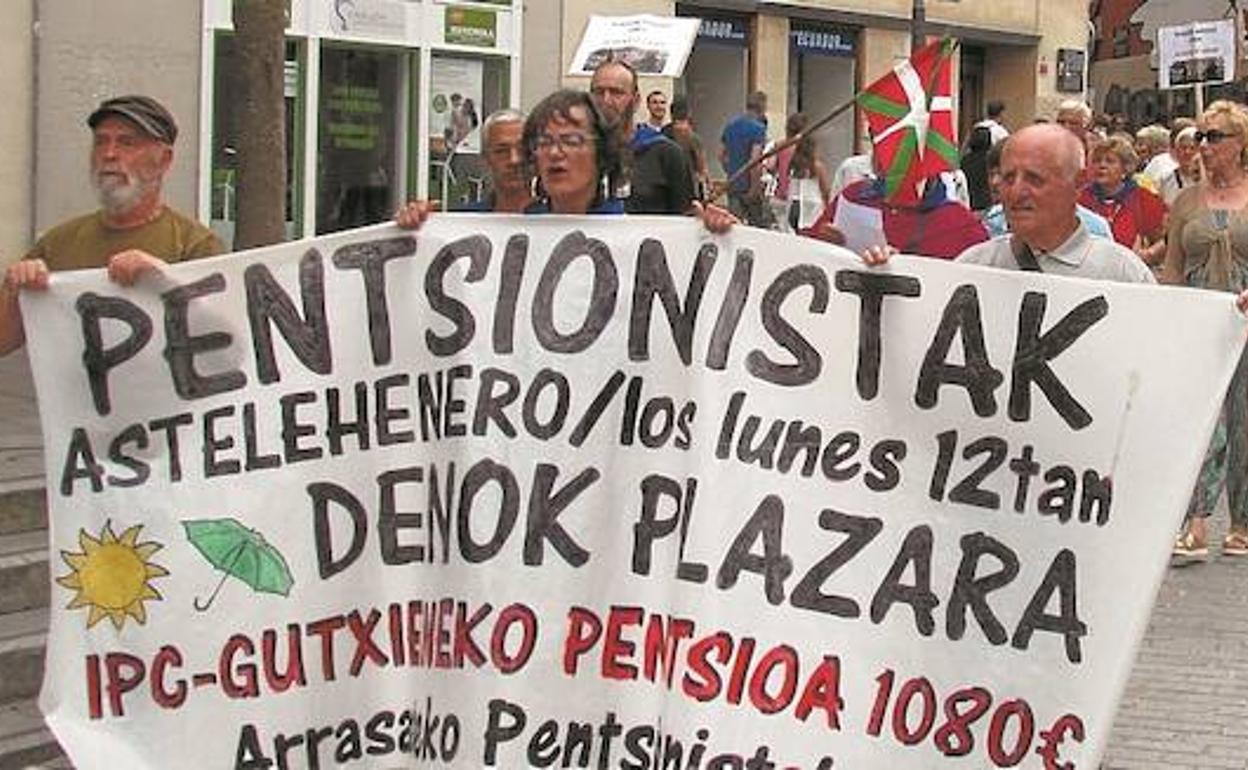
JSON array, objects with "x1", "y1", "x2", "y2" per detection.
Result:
[{"x1": 4, "y1": 68, "x2": 1248, "y2": 568}]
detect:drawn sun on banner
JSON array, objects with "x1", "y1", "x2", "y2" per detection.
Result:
[{"x1": 55, "y1": 521, "x2": 168, "y2": 630}]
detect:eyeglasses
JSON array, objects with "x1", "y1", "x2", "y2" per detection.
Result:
[
  {"x1": 534, "y1": 133, "x2": 593, "y2": 154},
  {"x1": 1195, "y1": 129, "x2": 1238, "y2": 144}
]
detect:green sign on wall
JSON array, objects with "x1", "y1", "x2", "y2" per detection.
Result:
[{"x1": 445, "y1": 7, "x2": 497, "y2": 48}]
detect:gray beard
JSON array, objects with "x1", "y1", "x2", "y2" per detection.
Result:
[{"x1": 93, "y1": 173, "x2": 156, "y2": 217}]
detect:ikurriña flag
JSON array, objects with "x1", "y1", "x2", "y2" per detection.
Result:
[{"x1": 857, "y1": 37, "x2": 958, "y2": 204}]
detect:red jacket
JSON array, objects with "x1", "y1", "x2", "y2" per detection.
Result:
[
  {"x1": 801, "y1": 179, "x2": 989, "y2": 260},
  {"x1": 1077, "y1": 180, "x2": 1167, "y2": 249}
]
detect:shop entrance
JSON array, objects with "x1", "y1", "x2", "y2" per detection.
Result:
[
  {"x1": 788, "y1": 23, "x2": 857, "y2": 173},
  {"x1": 677, "y1": 11, "x2": 751, "y2": 180}
]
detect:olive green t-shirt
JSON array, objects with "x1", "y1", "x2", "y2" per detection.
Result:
[{"x1": 25, "y1": 207, "x2": 224, "y2": 271}]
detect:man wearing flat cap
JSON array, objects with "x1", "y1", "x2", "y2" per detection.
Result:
[{"x1": 0, "y1": 94, "x2": 224, "y2": 355}]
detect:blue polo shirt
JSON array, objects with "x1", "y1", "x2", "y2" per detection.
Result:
[{"x1": 721, "y1": 113, "x2": 766, "y2": 194}]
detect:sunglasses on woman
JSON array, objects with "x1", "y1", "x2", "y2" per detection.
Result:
[{"x1": 1195, "y1": 129, "x2": 1238, "y2": 144}]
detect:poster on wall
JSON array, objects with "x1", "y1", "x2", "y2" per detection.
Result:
[
  {"x1": 430, "y1": 57, "x2": 484, "y2": 155},
  {"x1": 568, "y1": 14, "x2": 700, "y2": 77},
  {"x1": 1157, "y1": 19, "x2": 1236, "y2": 89}
]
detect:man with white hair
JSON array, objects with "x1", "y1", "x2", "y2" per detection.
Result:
[
  {"x1": 0, "y1": 94, "x2": 223, "y2": 356},
  {"x1": 865, "y1": 124, "x2": 1153, "y2": 282},
  {"x1": 1055, "y1": 100, "x2": 1093, "y2": 143},
  {"x1": 457, "y1": 108, "x2": 532, "y2": 213},
  {"x1": 957, "y1": 124, "x2": 1153, "y2": 281}
]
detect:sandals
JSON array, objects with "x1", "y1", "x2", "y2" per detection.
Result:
[
  {"x1": 1172, "y1": 529, "x2": 1209, "y2": 564},
  {"x1": 1223, "y1": 529, "x2": 1248, "y2": 556}
]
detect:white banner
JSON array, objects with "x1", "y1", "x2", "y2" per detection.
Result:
[
  {"x1": 23, "y1": 217, "x2": 1246, "y2": 768},
  {"x1": 1158, "y1": 19, "x2": 1236, "y2": 89},
  {"x1": 568, "y1": 15, "x2": 700, "y2": 78}
]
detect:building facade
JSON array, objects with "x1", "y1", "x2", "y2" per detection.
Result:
[
  {"x1": 526, "y1": 0, "x2": 1092, "y2": 179},
  {"x1": 1089, "y1": 0, "x2": 1246, "y2": 126},
  {"x1": 2, "y1": 0, "x2": 1087, "y2": 265},
  {"x1": 5, "y1": 0, "x2": 520, "y2": 261},
  {"x1": 0, "y1": 1, "x2": 33, "y2": 266}
]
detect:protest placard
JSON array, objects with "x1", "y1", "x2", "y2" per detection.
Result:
[
  {"x1": 567, "y1": 15, "x2": 699, "y2": 78},
  {"x1": 22, "y1": 216, "x2": 1245, "y2": 768},
  {"x1": 1158, "y1": 19, "x2": 1237, "y2": 90}
]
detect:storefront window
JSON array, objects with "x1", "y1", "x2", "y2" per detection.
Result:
[
  {"x1": 427, "y1": 54, "x2": 510, "y2": 210},
  {"x1": 316, "y1": 45, "x2": 405, "y2": 234},
  {"x1": 210, "y1": 36, "x2": 303, "y2": 248},
  {"x1": 788, "y1": 23, "x2": 857, "y2": 174},
  {"x1": 676, "y1": 11, "x2": 751, "y2": 179}
]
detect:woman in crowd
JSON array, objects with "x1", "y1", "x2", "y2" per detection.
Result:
[
  {"x1": 771, "y1": 113, "x2": 831, "y2": 232},
  {"x1": 1077, "y1": 134, "x2": 1168, "y2": 267},
  {"x1": 1165, "y1": 100, "x2": 1248, "y2": 562},
  {"x1": 397, "y1": 89, "x2": 734, "y2": 228},
  {"x1": 521, "y1": 89, "x2": 626, "y2": 214},
  {"x1": 1157, "y1": 125, "x2": 1202, "y2": 206}
]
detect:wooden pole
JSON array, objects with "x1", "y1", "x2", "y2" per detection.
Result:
[
  {"x1": 715, "y1": 96, "x2": 859, "y2": 201},
  {"x1": 912, "y1": 0, "x2": 927, "y2": 52}
]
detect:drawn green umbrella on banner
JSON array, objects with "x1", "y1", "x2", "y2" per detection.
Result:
[{"x1": 182, "y1": 518, "x2": 294, "y2": 611}]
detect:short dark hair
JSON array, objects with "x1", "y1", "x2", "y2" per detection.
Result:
[
  {"x1": 524, "y1": 89, "x2": 624, "y2": 207},
  {"x1": 670, "y1": 96, "x2": 690, "y2": 121},
  {"x1": 746, "y1": 90, "x2": 767, "y2": 113},
  {"x1": 986, "y1": 100, "x2": 1005, "y2": 119},
  {"x1": 647, "y1": 90, "x2": 665, "y2": 101}
]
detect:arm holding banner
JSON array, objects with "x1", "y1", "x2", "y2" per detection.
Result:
[
  {"x1": 2, "y1": 248, "x2": 171, "y2": 356},
  {"x1": 395, "y1": 200, "x2": 437, "y2": 230},
  {"x1": 105, "y1": 249, "x2": 169, "y2": 287},
  {"x1": 0, "y1": 258, "x2": 48, "y2": 355}
]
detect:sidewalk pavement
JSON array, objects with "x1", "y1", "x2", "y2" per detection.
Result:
[
  {"x1": 1102, "y1": 508, "x2": 1248, "y2": 769},
  {"x1": 2, "y1": 349, "x2": 1247, "y2": 767},
  {"x1": 0, "y1": 351, "x2": 41, "y2": 493}
]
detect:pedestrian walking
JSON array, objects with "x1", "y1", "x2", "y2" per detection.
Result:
[
  {"x1": 720, "y1": 91, "x2": 775, "y2": 228},
  {"x1": 1164, "y1": 100, "x2": 1248, "y2": 563}
]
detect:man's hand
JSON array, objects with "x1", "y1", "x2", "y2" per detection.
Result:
[
  {"x1": 691, "y1": 201, "x2": 738, "y2": 234},
  {"x1": 0, "y1": 259, "x2": 50, "y2": 356},
  {"x1": 395, "y1": 200, "x2": 437, "y2": 230},
  {"x1": 107, "y1": 250, "x2": 166, "y2": 286},
  {"x1": 3, "y1": 259, "x2": 50, "y2": 293},
  {"x1": 861, "y1": 244, "x2": 897, "y2": 266}
]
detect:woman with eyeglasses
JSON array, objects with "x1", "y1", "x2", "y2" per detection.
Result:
[
  {"x1": 522, "y1": 89, "x2": 626, "y2": 215},
  {"x1": 1076, "y1": 134, "x2": 1168, "y2": 267},
  {"x1": 396, "y1": 89, "x2": 734, "y2": 229},
  {"x1": 1164, "y1": 100, "x2": 1248, "y2": 563}
]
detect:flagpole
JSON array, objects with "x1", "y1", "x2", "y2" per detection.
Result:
[
  {"x1": 715, "y1": 97, "x2": 859, "y2": 200},
  {"x1": 912, "y1": 0, "x2": 927, "y2": 51},
  {"x1": 712, "y1": 37, "x2": 960, "y2": 207}
]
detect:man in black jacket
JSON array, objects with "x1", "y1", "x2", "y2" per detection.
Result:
[{"x1": 590, "y1": 60, "x2": 694, "y2": 215}]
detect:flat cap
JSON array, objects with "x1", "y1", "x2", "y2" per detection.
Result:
[{"x1": 87, "y1": 95, "x2": 178, "y2": 144}]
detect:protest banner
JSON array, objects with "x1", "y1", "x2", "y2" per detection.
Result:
[{"x1": 22, "y1": 216, "x2": 1246, "y2": 768}]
